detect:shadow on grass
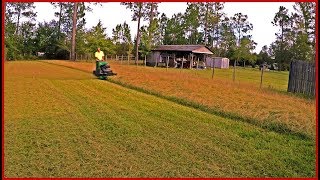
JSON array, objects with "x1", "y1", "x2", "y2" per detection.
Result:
[{"x1": 107, "y1": 78, "x2": 313, "y2": 141}]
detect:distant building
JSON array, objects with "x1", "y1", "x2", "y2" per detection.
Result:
[
  {"x1": 148, "y1": 45, "x2": 213, "y2": 68},
  {"x1": 37, "y1": 52, "x2": 45, "y2": 57},
  {"x1": 205, "y1": 57, "x2": 229, "y2": 69}
]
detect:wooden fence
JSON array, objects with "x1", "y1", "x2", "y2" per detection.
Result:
[
  {"x1": 74, "y1": 53, "x2": 147, "y2": 65},
  {"x1": 287, "y1": 60, "x2": 316, "y2": 96},
  {"x1": 114, "y1": 55, "x2": 147, "y2": 65}
]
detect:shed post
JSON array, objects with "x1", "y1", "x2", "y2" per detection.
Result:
[
  {"x1": 197, "y1": 57, "x2": 199, "y2": 69},
  {"x1": 174, "y1": 54, "x2": 176, "y2": 68},
  {"x1": 181, "y1": 56, "x2": 184, "y2": 69},
  {"x1": 190, "y1": 53, "x2": 193, "y2": 69},
  {"x1": 166, "y1": 56, "x2": 169, "y2": 71}
]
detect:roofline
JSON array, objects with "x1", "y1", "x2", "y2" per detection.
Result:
[{"x1": 151, "y1": 44, "x2": 214, "y2": 54}]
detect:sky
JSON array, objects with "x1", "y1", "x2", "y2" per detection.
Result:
[{"x1": 33, "y1": 2, "x2": 295, "y2": 53}]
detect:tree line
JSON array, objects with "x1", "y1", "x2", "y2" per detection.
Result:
[{"x1": 4, "y1": 2, "x2": 316, "y2": 71}]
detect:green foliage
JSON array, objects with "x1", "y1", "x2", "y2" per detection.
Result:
[
  {"x1": 85, "y1": 20, "x2": 115, "y2": 56},
  {"x1": 163, "y1": 13, "x2": 187, "y2": 45},
  {"x1": 218, "y1": 17, "x2": 237, "y2": 57},
  {"x1": 112, "y1": 22, "x2": 133, "y2": 56},
  {"x1": 291, "y1": 33, "x2": 313, "y2": 61},
  {"x1": 256, "y1": 45, "x2": 273, "y2": 66},
  {"x1": 223, "y1": 13, "x2": 255, "y2": 67},
  {"x1": 184, "y1": 3, "x2": 201, "y2": 44},
  {"x1": 4, "y1": 2, "x2": 316, "y2": 63},
  {"x1": 199, "y1": 2, "x2": 225, "y2": 47},
  {"x1": 5, "y1": 2, "x2": 37, "y2": 60},
  {"x1": 232, "y1": 37, "x2": 257, "y2": 66},
  {"x1": 270, "y1": 3, "x2": 315, "y2": 70}
]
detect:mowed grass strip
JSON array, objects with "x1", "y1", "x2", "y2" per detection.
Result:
[
  {"x1": 4, "y1": 61, "x2": 315, "y2": 177},
  {"x1": 44, "y1": 60, "x2": 316, "y2": 138}
]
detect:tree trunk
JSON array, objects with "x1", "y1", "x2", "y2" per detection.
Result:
[
  {"x1": 16, "y1": 9, "x2": 21, "y2": 34},
  {"x1": 71, "y1": 2, "x2": 78, "y2": 61},
  {"x1": 204, "y1": 3, "x2": 209, "y2": 45},
  {"x1": 279, "y1": 23, "x2": 284, "y2": 71},
  {"x1": 135, "y1": 4, "x2": 142, "y2": 65},
  {"x1": 57, "y1": 3, "x2": 63, "y2": 40},
  {"x1": 148, "y1": 3, "x2": 154, "y2": 49},
  {"x1": 233, "y1": 59, "x2": 236, "y2": 82},
  {"x1": 215, "y1": 5, "x2": 221, "y2": 56},
  {"x1": 4, "y1": 4, "x2": 6, "y2": 60}
]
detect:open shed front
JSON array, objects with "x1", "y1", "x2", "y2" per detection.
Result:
[{"x1": 148, "y1": 45, "x2": 213, "y2": 69}]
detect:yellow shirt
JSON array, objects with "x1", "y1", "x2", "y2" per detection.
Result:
[{"x1": 95, "y1": 51, "x2": 104, "y2": 60}]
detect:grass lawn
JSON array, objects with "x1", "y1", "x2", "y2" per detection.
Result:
[
  {"x1": 44, "y1": 60, "x2": 316, "y2": 138},
  {"x1": 191, "y1": 66, "x2": 289, "y2": 92},
  {"x1": 4, "y1": 61, "x2": 316, "y2": 177}
]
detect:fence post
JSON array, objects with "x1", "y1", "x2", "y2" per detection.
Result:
[
  {"x1": 260, "y1": 64, "x2": 264, "y2": 88},
  {"x1": 287, "y1": 61, "x2": 293, "y2": 92},
  {"x1": 121, "y1": 55, "x2": 123, "y2": 64},
  {"x1": 145, "y1": 56, "x2": 147, "y2": 66},
  {"x1": 211, "y1": 60, "x2": 215, "y2": 79},
  {"x1": 128, "y1": 55, "x2": 130, "y2": 65}
]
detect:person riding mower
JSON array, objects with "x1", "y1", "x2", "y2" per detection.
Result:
[
  {"x1": 93, "y1": 48, "x2": 116, "y2": 79},
  {"x1": 93, "y1": 60, "x2": 117, "y2": 80}
]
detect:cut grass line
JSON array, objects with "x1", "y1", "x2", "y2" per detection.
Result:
[
  {"x1": 40, "y1": 60, "x2": 93, "y2": 74},
  {"x1": 40, "y1": 60, "x2": 313, "y2": 140},
  {"x1": 106, "y1": 78, "x2": 312, "y2": 140}
]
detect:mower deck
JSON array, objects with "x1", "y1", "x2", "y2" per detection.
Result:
[{"x1": 93, "y1": 61, "x2": 117, "y2": 79}]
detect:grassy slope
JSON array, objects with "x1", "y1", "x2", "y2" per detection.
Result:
[
  {"x1": 4, "y1": 61, "x2": 315, "y2": 177},
  {"x1": 44, "y1": 60, "x2": 316, "y2": 138}
]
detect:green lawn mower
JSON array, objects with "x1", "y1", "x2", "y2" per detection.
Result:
[{"x1": 93, "y1": 61, "x2": 117, "y2": 80}]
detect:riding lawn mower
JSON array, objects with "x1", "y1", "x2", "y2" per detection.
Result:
[{"x1": 93, "y1": 61, "x2": 117, "y2": 80}]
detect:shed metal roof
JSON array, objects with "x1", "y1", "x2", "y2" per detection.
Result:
[{"x1": 152, "y1": 45, "x2": 213, "y2": 55}]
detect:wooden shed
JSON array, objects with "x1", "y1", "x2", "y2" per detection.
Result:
[{"x1": 147, "y1": 45, "x2": 214, "y2": 69}]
